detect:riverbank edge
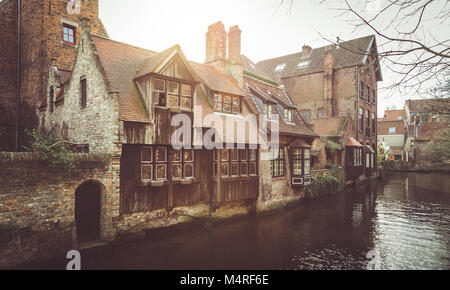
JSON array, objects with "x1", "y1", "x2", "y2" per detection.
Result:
[{"x1": 6, "y1": 173, "x2": 363, "y2": 269}]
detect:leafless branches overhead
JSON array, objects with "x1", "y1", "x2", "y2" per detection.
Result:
[{"x1": 278, "y1": 0, "x2": 450, "y2": 98}]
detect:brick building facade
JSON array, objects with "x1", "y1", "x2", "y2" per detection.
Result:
[
  {"x1": 0, "y1": 0, "x2": 108, "y2": 151},
  {"x1": 255, "y1": 36, "x2": 382, "y2": 180}
]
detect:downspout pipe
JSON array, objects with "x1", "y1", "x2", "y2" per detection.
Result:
[{"x1": 15, "y1": 0, "x2": 21, "y2": 151}]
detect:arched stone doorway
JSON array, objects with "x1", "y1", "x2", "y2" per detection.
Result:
[{"x1": 75, "y1": 181, "x2": 102, "y2": 243}]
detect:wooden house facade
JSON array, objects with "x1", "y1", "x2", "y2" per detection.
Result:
[{"x1": 37, "y1": 19, "x2": 317, "y2": 242}]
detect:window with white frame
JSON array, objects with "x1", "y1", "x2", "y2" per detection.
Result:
[
  {"x1": 292, "y1": 147, "x2": 311, "y2": 176},
  {"x1": 270, "y1": 147, "x2": 285, "y2": 177},
  {"x1": 284, "y1": 108, "x2": 293, "y2": 123},
  {"x1": 274, "y1": 63, "x2": 287, "y2": 72}
]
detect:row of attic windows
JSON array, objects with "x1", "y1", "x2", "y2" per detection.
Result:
[
  {"x1": 274, "y1": 60, "x2": 311, "y2": 72},
  {"x1": 248, "y1": 85, "x2": 295, "y2": 123}
]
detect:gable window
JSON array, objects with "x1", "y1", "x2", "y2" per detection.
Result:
[
  {"x1": 181, "y1": 84, "x2": 193, "y2": 110},
  {"x1": 300, "y1": 110, "x2": 311, "y2": 121},
  {"x1": 372, "y1": 89, "x2": 376, "y2": 104},
  {"x1": 389, "y1": 127, "x2": 396, "y2": 134},
  {"x1": 153, "y1": 78, "x2": 192, "y2": 110},
  {"x1": 214, "y1": 93, "x2": 240, "y2": 114},
  {"x1": 63, "y1": 24, "x2": 76, "y2": 45},
  {"x1": 284, "y1": 109, "x2": 293, "y2": 123},
  {"x1": 49, "y1": 86, "x2": 54, "y2": 113},
  {"x1": 153, "y1": 78, "x2": 166, "y2": 107},
  {"x1": 317, "y1": 108, "x2": 325, "y2": 119},
  {"x1": 270, "y1": 147, "x2": 285, "y2": 177},
  {"x1": 213, "y1": 146, "x2": 257, "y2": 177},
  {"x1": 358, "y1": 107, "x2": 364, "y2": 132},
  {"x1": 167, "y1": 81, "x2": 179, "y2": 108},
  {"x1": 274, "y1": 63, "x2": 286, "y2": 72},
  {"x1": 80, "y1": 77, "x2": 87, "y2": 108},
  {"x1": 263, "y1": 103, "x2": 274, "y2": 119}
]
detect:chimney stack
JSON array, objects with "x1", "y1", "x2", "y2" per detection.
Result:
[
  {"x1": 301, "y1": 45, "x2": 312, "y2": 58},
  {"x1": 205, "y1": 21, "x2": 227, "y2": 64},
  {"x1": 228, "y1": 25, "x2": 242, "y2": 64}
]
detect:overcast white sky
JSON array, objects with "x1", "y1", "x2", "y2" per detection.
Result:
[{"x1": 95, "y1": 0, "x2": 447, "y2": 116}]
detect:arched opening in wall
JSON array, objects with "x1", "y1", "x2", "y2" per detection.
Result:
[{"x1": 75, "y1": 181, "x2": 101, "y2": 243}]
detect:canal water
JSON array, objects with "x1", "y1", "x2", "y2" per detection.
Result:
[{"x1": 25, "y1": 172, "x2": 450, "y2": 270}]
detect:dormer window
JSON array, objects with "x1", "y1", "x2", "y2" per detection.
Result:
[
  {"x1": 274, "y1": 63, "x2": 287, "y2": 72},
  {"x1": 284, "y1": 108, "x2": 293, "y2": 123},
  {"x1": 297, "y1": 60, "x2": 311, "y2": 69},
  {"x1": 214, "y1": 93, "x2": 241, "y2": 114},
  {"x1": 263, "y1": 103, "x2": 274, "y2": 119},
  {"x1": 152, "y1": 78, "x2": 192, "y2": 110}
]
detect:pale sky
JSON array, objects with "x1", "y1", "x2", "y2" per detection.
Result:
[{"x1": 67, "y1": 1, "x2": 450, "y2": 116}]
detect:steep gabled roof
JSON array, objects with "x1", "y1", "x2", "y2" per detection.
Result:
[
  {"x1": 243, "y1": 75, "x2": 317, "y2": 138},
  {"x1": 256, "y1": 35, "x2": 381, "y2": 81},
  {"x1": 135, "y1": 44, "x2": 202, "y2": 83},
  {"x1": 240, "y1": 55, "x2": 278, "y2": 85},
  {"x1": 310, "y1": 117, "x2": 348, "y2": 137},
  {"x1": 92, "y1": 35, "x2": 156, "y2": 123},
  {"x1": 190, "y1": 62, "x2": 244, "y2": 96}
]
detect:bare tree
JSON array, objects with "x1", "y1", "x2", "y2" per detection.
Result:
[{"x1": 278, "y1": 0, "x2": 450, "y2": 98}]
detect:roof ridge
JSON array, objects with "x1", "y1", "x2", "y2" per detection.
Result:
[
  {"x1": 91, "y1": 34, "x2": 157, "y2": 54},
  {"x1": 256, "y1": 35, "x2": 375, "y2": 65}
]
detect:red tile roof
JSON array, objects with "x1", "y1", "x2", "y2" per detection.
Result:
[
  {"x1": 310, "y1": 117, "x2": 347, "y2": 137},
  {"x1": 92, "y1": 35, "x2": 157, "y2": 123},
  {"x1": 346, "y1": 137, "x2": 363, "y2": 147},
  {"x1": 243, "y1": 75, "x2": 317, "y2": 138},
  {"x1": 190, "y1": 62, "x2": 244, "y2": 96}
]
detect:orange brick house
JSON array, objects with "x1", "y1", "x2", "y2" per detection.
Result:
[{"x1": 255, "y1": 36, "x2": 382, "y2": 180}]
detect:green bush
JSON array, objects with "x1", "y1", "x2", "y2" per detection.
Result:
[
  {"x1": 23, "y1": 129, "x2": 75, "y2": 172},
  {"x1": 306, "y1": 165, "x2": 345, "y2": 198}
]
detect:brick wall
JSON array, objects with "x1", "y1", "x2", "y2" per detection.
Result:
[
  {"x1": 0, "y1": 0, "x2": 108, "y2": 150},
  {"x1": 0, "y1": 0, "x2": 18, "y2": 151},
  {"x1": 0, "y1": 151, "x2": 118, "y2": 268}
]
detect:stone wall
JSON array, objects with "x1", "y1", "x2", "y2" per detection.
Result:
[
  {"x1": 38, "y1": 19, "x2": 119, "y2": 155},
  {"x1": 0, "y1": 152, "x2": 118, "y2": 268}
]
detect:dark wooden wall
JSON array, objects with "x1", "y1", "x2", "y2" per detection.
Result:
[{"x1": 120, "y1": 144, "x2": 259, "y2": 214}]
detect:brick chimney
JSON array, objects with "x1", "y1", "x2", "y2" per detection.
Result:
[
  {"x1": 228, "y1": 25, "x2": 242, "y2": 64},
  {"x1": 205, "y1": 21, "x2": 227, "y2": 64},
  {"x1": 323, "y1": 50, "x2": 334, "y2": 117},
  {"x1": 301, "y1": 45, "x2": 312, "y2": 58}
]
